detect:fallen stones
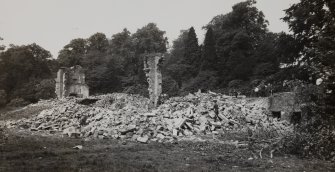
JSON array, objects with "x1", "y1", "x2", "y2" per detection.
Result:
[
  {"x1": 5, "y1": 92, "x2": 294, "y2": 143},
  {"x1": 120, "y1": 125, "x2": 137, "y2": 135},
  {"x1": 137, "y1": 135, "x2": 149, "y2": 143},
  {"x1": 174, "y1": 118, "x2": 187, "y2": 129},
  {"x1": 172, "y1": 129, "x2": 178, "y2": 136},
  {"x1": 73, "y1": 145, "x2": 83, "y2": 150},
  {"x1": 156, "y1": 133, "x2": 165, "y2": 140},
  {"x1": 63, "y1": 126, "x2": 81, "y2": 138}
]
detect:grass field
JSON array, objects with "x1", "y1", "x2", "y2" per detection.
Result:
[{"x1": 1, "y1": 128, "x2": 334, "y2": 172}]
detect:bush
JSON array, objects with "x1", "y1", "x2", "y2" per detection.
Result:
[
  {"x1": 10, "y1": 79, "x2": 56, "y2": 103},
  {"x1": 283, "y1": 127, "x2": 335, "y2": 160},
  {"x1": 7, "y1": 98, "x2": 30, "y2": 107},
  {"x1": 281, "y1": 81, "x2": 335, "y2": 160},
  {"x1": 35, "y1": 79, "x2": 56, "y2": 100},
  {"x1": 227, "y1": 80, "x2": 254, "y2": 96},
  {"x1": 253, "y1": 63, "x2": 277, "y2": 78},
  {"x1": 228, "y1": 79, "x2": 244, "y2": 89},
  {"x1": 0, "y1": 90, "x2": 7, "y2": 107},
  {"x1": 181, "y1": 70, "x2": 218, "y2": 94},
  {"x1": 162, "y1": 76, "x2": 179, "y2": 97},
  {"x1": 11, "y1": 81, "x2": 38, "y2": 103},
  {"x1": 123, "y1": 84, "x2": 149, "y2": 97}
]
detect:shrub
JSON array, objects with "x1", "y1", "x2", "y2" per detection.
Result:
[
  {"x1": 228, "y1": 79, "x2": 244, "y2": 89},
  {"x1": 281, "y1": 81, "x2": 335, "y2": 160},
  {"x1": 7, "y1": 98, "x2": 30, "y2": 107},
  {"x1": 123, "y1": 84, "x2": 149, "y2": 97},
  {"x1": 162, "y1": 76, "x2": 179, "y2": 97},
  {"x1": 181, "y1": 70, "x2": 218, "y2": 94},
  {"x1": 0, "y1": 90, "x2": 7, "y2": 107},
  {"x1": 35, "y1": 79, "x2": 56, "y2": 100}
]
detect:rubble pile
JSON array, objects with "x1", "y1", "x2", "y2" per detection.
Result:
[{"x1": 4, "y1": 92, "x2": 293, "y2": 143}]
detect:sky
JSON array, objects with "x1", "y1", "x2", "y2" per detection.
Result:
[{"x1": 0, "y1": 0, "x2": 300, "y2": 58}]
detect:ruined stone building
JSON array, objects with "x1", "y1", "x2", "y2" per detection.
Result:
[
  {"x1": 144, "y1": 53, "x2": 163, "y2": 109},
  {"x1": 269, "y1": 92, "x2": 302, "y2": 123},
  {"x1": 55, "y1": 65, "x2": 89, "y2": 99}
]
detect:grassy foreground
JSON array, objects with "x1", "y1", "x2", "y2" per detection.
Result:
[{"x1": 1, "y1": 128, "x2": 334, "y2": 172}]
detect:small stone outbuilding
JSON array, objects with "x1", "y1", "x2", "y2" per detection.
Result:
[
  {"x1": 55, "y1": 65, "x2": 89, "y2": 99},
  {"x1": 269, "y1": 92, "x2": 302, "y2": 123}
]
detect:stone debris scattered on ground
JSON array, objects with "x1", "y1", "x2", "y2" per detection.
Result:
[
  {"x1": 3, "y1": 92, "x2": 293, "y2": 143},
  {"x1": 73, "y1": 145, "x2": 83, "y2": 150}
]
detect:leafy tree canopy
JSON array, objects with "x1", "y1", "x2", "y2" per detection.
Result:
[{"x1": 132, "y1": 23, "x2": 168, "y2": 54}]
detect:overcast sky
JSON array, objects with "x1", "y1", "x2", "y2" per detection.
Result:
[{"x1": 0, "y1": 0, "x2": 299, "y2": 58}]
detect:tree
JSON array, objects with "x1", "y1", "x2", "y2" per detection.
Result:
[
  {"x1": 109, "y1": 28, "x2": 133, "y2": 59},
  {"x1": 164, "y1": 0, "x2": 273, "y2": 93},
  {"x1": 217, "y1": 30, "x2": 254, "y2": 82},
  {"x1": 109, "y1": 28, "x2": 135, "y2": 77},
  {"x1": 263, "y1": 32, "x2": 308, "y2": 83},
  {"x1": 83, "y1": 33, "x2": 119, "y2": 94},
  {"x1": 275, "y1": 32, "x2": 302, "y2": 64},
  {"x1": 82, "y1": 33, "x2": 109, "y2": 68},
  {"x1": 181, "y1": 70, "x2": 219, "y2": 94},
  {"x1": 109, "y1": 24, "x2": 168, "y2": 96},
  {"x1": 201, "y1": 27, "x2": 218, "y2": 71},
  {"x1": 131, "y1": 23, "x2": 168, "y2": 88},
  {"x1": 251, "y1": 32, "x2": 280, "y2": 79},
  {"x1": 163, "y1": 30, "x2": 189, "y2": 88},
  {"x1": 164, "y1": 30, "x2": 188, "y2": 67},
  {"x1": 204, "y1": 14, "x2": 228, "y2": 38},
  {"x1": 283, "y1": 0, "x2": 335, "y2": 116},
  {"x1": 183, "y1": 27, "x2": 201, "y2": 68},
  {"x1": 283, "y1": 0, "x2": 335, "y2": 82},
  {"x1": 166, "y1": 63, "x2": 193, "y2": 88},
  {"x1": 164, "y1": 28, "x2": 200, "y2": 88},
  {"x1": 132, "y1": 23, "x2": 168, "y2": 54},
  {"x1": 0, "y1": 37, "x2": 5, "y2": 52},
  {"x1": 0, "y1": 90, "x2": 7, "y2": 107},
  {"x1": 0, "y1": 43, "x2": 54, "y2": 103},
  {"x1": 206, "y1": 0, "x2": 269, "y2": 85},
  {"x1": 281, "y1": 0, "x2": 335, "y2": 160},
  {"x1": 57, "y1": 38, "x2": 87, "y2": 67},
  {"x1": 205, "y1": 0, "x2": 268, "y2": 41},
  {"x1": 56, "y1": 32, "x2": 120, "y2": 94},
  {"x1": 87, "y1": 32, "x2": 109, "y2": 53}
]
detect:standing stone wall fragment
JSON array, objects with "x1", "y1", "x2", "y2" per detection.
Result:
[
  {"x1": 55, "y1": 65, "x2": 89, "y2": 99},
  {"x1": 144, "y1": 53, "x2": 163, "y2": 109}
]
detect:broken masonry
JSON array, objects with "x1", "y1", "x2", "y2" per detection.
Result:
[
  {"x1": 144, "y1": 53, "x2": 163, "y2": 109},
  {"x1": 55, "y1": 65, "x2": 89, "y2": 99}
]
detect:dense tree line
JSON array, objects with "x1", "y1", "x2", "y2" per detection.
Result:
[
  {"x1": 0, "y1": 0, "x2": 333, "y2": 111},
  {"x1": 0, "y1": 23, "x2": 168, "y2": 106},
  {"x1": 164, "y1": 0, "x2": 284, "y2": 95},
  {"x1": 57, "y1": 23, "x2": 168, "y2": 96},
  {"x1": 0, "y1": 44, "x2": 56, "y2": 106}
]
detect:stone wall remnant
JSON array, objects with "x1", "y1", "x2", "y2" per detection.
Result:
[
  {"x1": 55, "y1": 65, "x2": 89, "y2": 99},
  {"x1": 144, "y1": 53, "x2": 163, "y2": 109}
]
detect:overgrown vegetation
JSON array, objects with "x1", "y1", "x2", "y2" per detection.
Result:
[{"x1": 279, "y1": 0, "x2": 335, "y2": 160}]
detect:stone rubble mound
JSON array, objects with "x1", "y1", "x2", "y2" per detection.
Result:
[{"x1": 5, "y1": 92, "x2": 293, "y2": 143}]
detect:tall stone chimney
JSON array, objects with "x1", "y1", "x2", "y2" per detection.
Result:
[{"x1": 144, "y1": 53, "x2": 163, "y2": 109}]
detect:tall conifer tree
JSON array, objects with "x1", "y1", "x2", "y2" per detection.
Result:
[
  {"x1": 183, "y1": 27, "x2": 200, "y2": 67},
  {"x1": 201, "y1": 27, "x2": 217, "y2": 71}
]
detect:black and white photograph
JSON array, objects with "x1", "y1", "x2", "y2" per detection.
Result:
[{"x1": 0, "y1": 0, "x2": 334, "y2": 171}]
